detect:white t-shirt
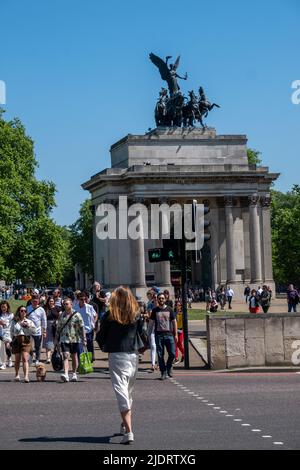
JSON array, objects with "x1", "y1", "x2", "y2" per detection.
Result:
[
  {"x1": 226, "y1": 289, "x2": 234, "y2": 297},
  {"x1": 0, "y1": 313, "x2": 14, "y2": 341},
  {"x1": 76, "y1": 303, "x2": 97, "y2": 334}
]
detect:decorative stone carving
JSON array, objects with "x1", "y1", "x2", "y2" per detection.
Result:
[
  {"x1": 224, "y1": 195, "x2": 237, "y2": 207},
  {"x1": 248, "y1": 193, "x2": 260, "y2": 206},
  {"x1": 261, "y1": 194, "x2": 271, "y2": 208}
]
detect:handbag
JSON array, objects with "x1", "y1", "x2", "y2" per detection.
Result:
[
  {"x1": 51, "y1": 347, "x2": 63, "y2": 371},
  {"x1": 78, "y1": 348, "x2": 93, "y2": 374}
]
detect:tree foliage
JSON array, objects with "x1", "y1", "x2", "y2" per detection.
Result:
[
  {"x1": 271, "y1": 185, "x2": 300, "y2": 286},
  {"x1": 0, "y1": 109, "x2": 71, "y2": 284},
  {"x1": 247, "y1": 148, "x2": 262, "y2": 166}
]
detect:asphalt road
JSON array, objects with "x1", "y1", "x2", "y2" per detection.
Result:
[{"x1": 0, "y1": 352, "x2": 300, "y2": 450}]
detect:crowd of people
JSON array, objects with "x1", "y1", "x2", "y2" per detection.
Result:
[{"x1": 0, "y1": 280, "x2": 299, "y2": 444}]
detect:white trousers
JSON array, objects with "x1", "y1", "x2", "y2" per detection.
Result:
[
  {"x1": 109, "y1": 352, "x2": 138, "y2": 412},
  {"x1": 149, "y1": 332, "x2": 157, "y2": 366}
]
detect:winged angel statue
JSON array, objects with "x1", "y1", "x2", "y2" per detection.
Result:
[{"x1": 149, "y1": 52, "x2": 188, "y2": 97}]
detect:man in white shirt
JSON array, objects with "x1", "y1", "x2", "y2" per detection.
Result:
[
  {"x1": 225, "y1": 286, "x2": 234, "y2": 310},
  {"x1": 27, "y1": 295, "x2": 47, "y2": 365},
  {"x1": 76, "y1": 291, "x2": 98, "y2": 362}
]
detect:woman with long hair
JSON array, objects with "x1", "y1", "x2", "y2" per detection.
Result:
[
  {"x1": 99, "y1": 286, "x2": 142, "y2": 445},
  {"x1": 44, "y1": 296, "x2": 60, "y2": 364},
  {"x1": 10, "y1": 305, "x2": 36, "y2": 382}
]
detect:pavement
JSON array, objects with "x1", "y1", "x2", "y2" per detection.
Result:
[
  {"x1": 1, "y1": 336, "x2": 300, "y2": 450},
  {"x1": 1, "y1": 300, "x2": 300, "y2": 451}
]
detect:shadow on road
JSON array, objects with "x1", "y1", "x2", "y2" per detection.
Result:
[{"x1": 19, "y1": 434, "x2": 120, "y2": 445}]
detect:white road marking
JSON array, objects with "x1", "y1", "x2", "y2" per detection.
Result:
[{"x1": 172, "y1": 381, "x2": 284, "y2": 446}]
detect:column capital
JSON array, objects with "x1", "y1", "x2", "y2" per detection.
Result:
[
  {"x1": 248, "y1": 193, "x2": 260, "y2": 207},
  {"x1": 224, "y1": 195, "x2": 237, "y2": 207},
  {"x1": 261, "y1": 194, "x2": 272, "y2": 208}
]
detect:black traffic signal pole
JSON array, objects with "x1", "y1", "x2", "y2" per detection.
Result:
[{"x1": 180, "y1": 230, "x2": 190, "y2": 370}]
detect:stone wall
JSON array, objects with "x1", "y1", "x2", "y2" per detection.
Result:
[{"x1": 206, "y1": 314, "x2": 300, "y2": 369}]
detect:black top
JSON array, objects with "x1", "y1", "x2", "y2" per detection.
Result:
[
  {"x1": 150, "y1": 305, "x2": 176, "y2": 334},
  {"x1": 92, "y1": 291, "x2": 106, "y2": 314},
  {"x1": 97, "y1": 311, "x2": 142, "y2": 353}
]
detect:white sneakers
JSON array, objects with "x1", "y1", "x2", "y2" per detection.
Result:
[
  {"x1": 121, "y1": 432, "x2": 134, "y2": 445},
  {"x1": 60, "y1": 373, "x2": 69, "y2": 382},
  {"x1": 0, "y1": 364, "x2": 6, "y2": 370},
  {"x1": 61, "y1": 373, "x2": 78, "y2": 382}
]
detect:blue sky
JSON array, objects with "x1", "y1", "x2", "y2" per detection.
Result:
[{"x1": 1, "y1": 0, "x2": 299, "y2": 225}]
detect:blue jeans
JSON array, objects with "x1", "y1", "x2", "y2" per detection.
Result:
[
  {"x1": 288, "y1": 302, "x2": 297, "y2": 313},
  {"x1": 155, "y1": 334, "x2": 175, "y2": 373},
  {"x1": 32, "y1": 335, "x2": 42, "y2": 361}
]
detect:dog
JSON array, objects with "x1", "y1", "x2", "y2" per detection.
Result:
[{"x1": 36, "y1": 363, "x2": 47, "y2": 382}]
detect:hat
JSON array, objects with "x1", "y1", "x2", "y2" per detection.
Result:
[{"x1": 33, "y1": 288, "x2": 39, "y2": 295}]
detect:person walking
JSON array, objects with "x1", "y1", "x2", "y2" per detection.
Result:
[
  {"x1": 287, "y1": 284, "x2": 299, "y2": 313},
  {"x1": 226, "y1": 286, "x2": 234, "y2": 310},
  {"x1": 249, "y1": 289, "x2": 260, "y2": 314},
  {"x1": 145, "y1": 290, "x2": 157, "y2": 372},
  {"x1": 173, "y1": 298, "x2": 184, "y2": 365},
  {"x1": 44, "y1": 296, "x2": 60, "y2": 364},
  {"x1": 219, "y1": 287, "x2": 226, "y2": 310},
  {"x1": 148, "y1": 292, "x2": 177, "y2": 380},
  {"x1": 10, "y1": 306, "x2": 37, "y2": 382},
  {"x1": 91, "y1": 281, "x2": 107, "y2": 321},
  {"x1": 76, "y1": 291, "x2": 98, "y2": 362},
  {"x1": 244, "y1": 286, "x2": 251, "y2": 303},
  {"x1": 55, "y1": 298, "x2": 86, "y2": 382},
  {"x1": 0, "y1": 301, "x2": 14, "y2": 369},
  {"x1": 97, "y1": 286, "x2": 143, "y2": 445},
  {"x1": 259, "y1": 285, "x2": 272, "y2": 313},
  {"x1": 26, "y1": 294, "x2": 47, "y2": 365}
]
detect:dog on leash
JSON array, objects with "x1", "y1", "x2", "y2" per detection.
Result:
[{"x1": 36, "y1": 363, "x2": 47, "y2": 382}]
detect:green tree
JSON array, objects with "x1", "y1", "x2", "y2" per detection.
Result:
[
  {"x1": 247, "y1": 148, "x2": 262, "y2": 166},
  {"x1": 69, "y1": 199, "x2": 93, "y2": 278},
  {"x1": 0, "y1": 108, "x2": 70, "y2": 285},
  {"x1": 271, "y1": 185, "x2": 300, "y2": 286}
]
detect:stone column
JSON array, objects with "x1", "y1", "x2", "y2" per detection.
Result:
[
  {"x1": 248, "y1": 194, "x2": 263, "y2": 283},
  {"x1": 160, "y1": 206, "x2": 172, "y2": 287},
  {"x1": 153, "y1": 198, "x2": 172, "y2": 287},
  {"x1": 224, "y1": 196, "x2": 236, "y2": 284},
  {"x1": 210, "y1": 201, "x2": 220, "y2": 289},
  {"x1": 261, "y1": 194, "x2": 274, "y2": 283},
  {"x1": 129, "y1": 200, "x2": 146, "y2": 287}
]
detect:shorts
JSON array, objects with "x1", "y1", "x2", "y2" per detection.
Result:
[
  {"x1": 11, "y1": 335, "x2": 31, "y2": 354},
  {"x1": 249, "y1": 307, "x2": 260, "y2": 314},
  {"x1": 60, "y1": 342, "x2": 80, "y2": 355}
]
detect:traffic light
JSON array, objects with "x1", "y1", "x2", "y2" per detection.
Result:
[
  {"x1": 148, "y1": 247, "x2": 176, "y2": 263},
  {"x1": 148, "y1": 238, "x2": 180, "y2": 263}
]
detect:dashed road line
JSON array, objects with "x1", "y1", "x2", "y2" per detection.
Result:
[{"x1": 172, "y1": 380, "x2": 285, "y2": 447}]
